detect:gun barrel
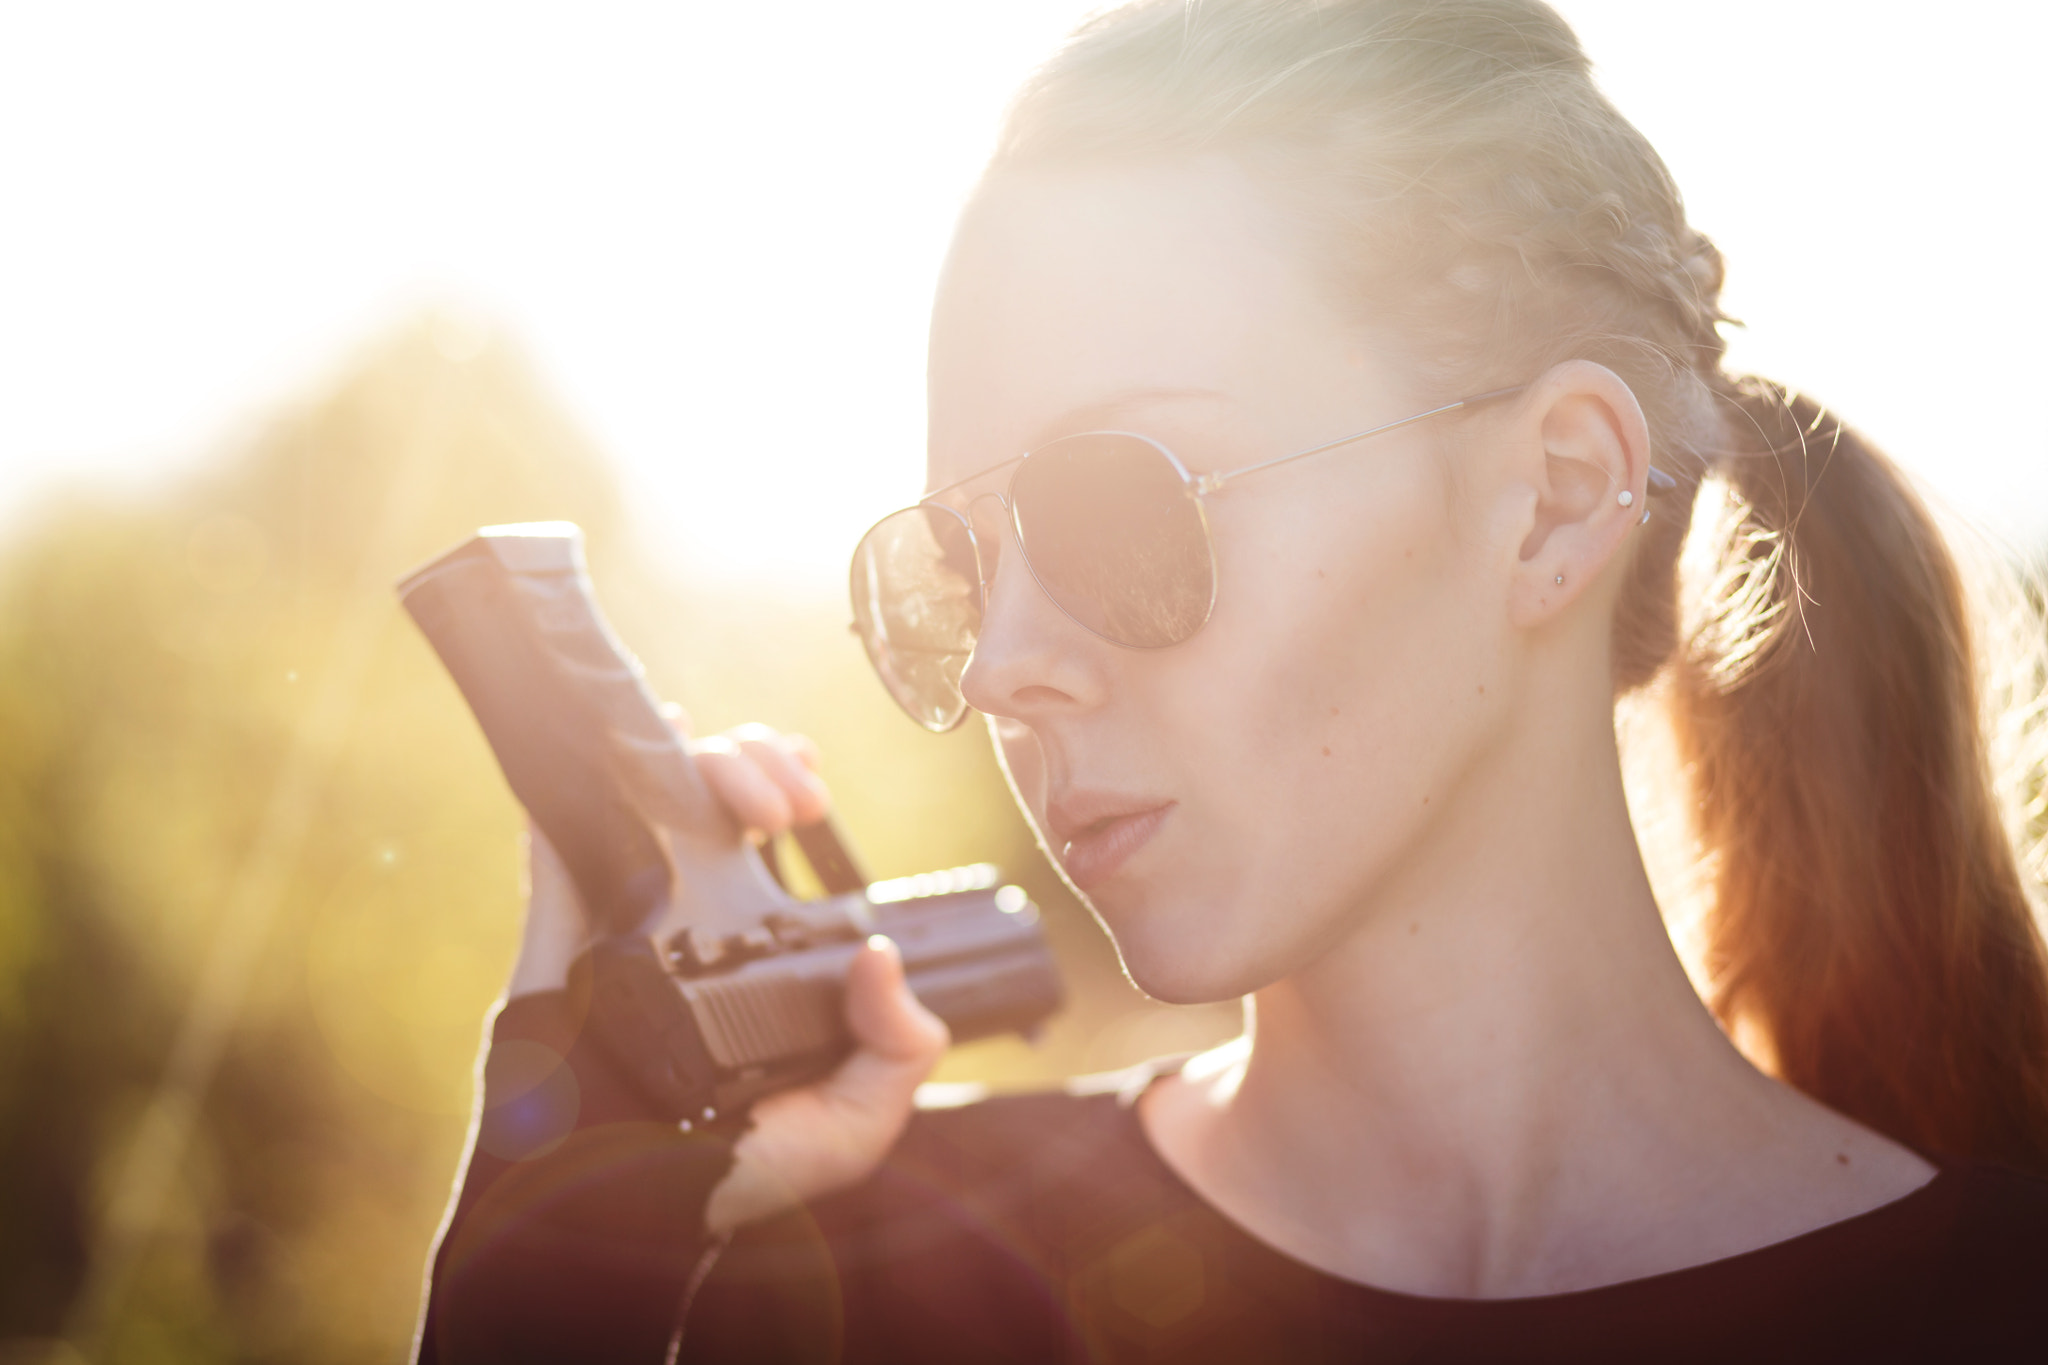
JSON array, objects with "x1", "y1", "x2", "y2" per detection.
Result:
[{"x1": 670, "y1": 886, "x2": 1061, "y2": 1066}]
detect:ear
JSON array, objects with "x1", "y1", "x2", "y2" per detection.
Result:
[{"x1": 1502, "y1": 360, "x2": 1653, "y2": 628}]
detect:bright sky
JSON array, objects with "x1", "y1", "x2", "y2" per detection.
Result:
[{"x1": 3, "y1": 2, "x2": 2042, "y2": 591}]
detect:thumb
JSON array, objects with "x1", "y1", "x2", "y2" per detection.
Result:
[
  {"x1": 844, "y1": 936, "x2": 950, "y2": 1063},
  {"x1": 703, "y1": 936, "x2": 949, "y2": 1234},
  {"x1": 815, "y1": 937, "x2": 949, "y2": 1127}
]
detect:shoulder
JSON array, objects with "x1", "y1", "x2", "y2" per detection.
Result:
[
  {"x1": 696, "y1": 1064, "x2": 1198, "y2": 1362},
  {"x1": 718, "y1": 1060, "x2": 1192, "y2": 1291},
  {"x1": 898, "y1": 1060, "x2": 1170, "y2": 1166},
  {"x1": 799, "y1": 1057, "x2": 1192, "y2": 1246},
  {"x1": 1909, "y1": 1158, "x2": 2048, "y2": 1349},
  {"x1": 1926, "y1": 1157, "x2": 2048, "y2": 1268}
]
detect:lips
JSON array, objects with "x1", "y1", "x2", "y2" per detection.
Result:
[{"x1": 1048, "y1": 798, "x2": 1174, "y2": 891}]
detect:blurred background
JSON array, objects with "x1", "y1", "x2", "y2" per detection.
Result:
[{"x1": 0, "y1": 2, "x2": 2040, "y2": 1360}]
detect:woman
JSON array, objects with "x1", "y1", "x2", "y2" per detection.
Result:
[{"x1": 417, "y1": 2, "x2": 2048, "y2": 1359}]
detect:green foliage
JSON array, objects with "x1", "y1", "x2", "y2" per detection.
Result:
[{"x1": 0, "y1": 318, "x2": 1234, "y2": 1362}]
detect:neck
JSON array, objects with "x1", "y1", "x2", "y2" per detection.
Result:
[{"x1": 1151, "y1": 657, "x2": 1779, "y2": 1296}]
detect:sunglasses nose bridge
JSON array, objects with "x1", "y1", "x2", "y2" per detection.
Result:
[
  {"x1": 959, "y1": 486, "x2": 1089, "y2": 657},
  {"x1": 960, "y1": 488, "x2": 1014, "y2": 591}
]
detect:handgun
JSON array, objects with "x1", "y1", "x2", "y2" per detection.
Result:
[{"x1": 397, "y1": 523, "x2": 1063, "y2": 1127}]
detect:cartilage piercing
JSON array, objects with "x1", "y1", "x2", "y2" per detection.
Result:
[
  {"x1": 1617, "y1": 489, "x2": 1634, "y2": 507},
  {"x1": 1554, "y1": 574, "x2": 1565, "y2": 586}
]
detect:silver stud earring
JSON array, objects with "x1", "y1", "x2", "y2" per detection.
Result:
[
  {"x1": 1617, "y1": 489, "x2": 1635, "y2": 507},
  {"x1": 1554, "y1": 574, "x2": 1565, "y2": 586}
]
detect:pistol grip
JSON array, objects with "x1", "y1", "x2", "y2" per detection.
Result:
[{"x1": 581, "y1": 937, "x2": 722, "y2": 1126}]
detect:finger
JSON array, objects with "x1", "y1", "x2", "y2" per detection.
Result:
[
  {"x1": 819, "y1": 939, "x2": 948, "y2": 1127},
  {"x1": 704, "y1": 939, "x2": 945, "y2": 1234},
  {"x1": 784, "y1": 732, "x2": 823, "y2": 775},
  {"x1": 731, "y1": 723, "x2": 825, "y2": 782},
  {"x1": 845, "y1": 936, "x2": 950, "y2": 1065},
  {"x1": 730, "y1": 728, "x2": 831, "y2": 825},
  {"x1": 658, "y1": 700, "x2": 694, "y2": 738},
  {"x1": 692, "y1": 739, "x2": 794, "y2": 834}
]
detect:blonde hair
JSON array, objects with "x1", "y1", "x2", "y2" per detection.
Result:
[{"x1": 996, "y1": 0, "x2": 2048, "y2": 1170}]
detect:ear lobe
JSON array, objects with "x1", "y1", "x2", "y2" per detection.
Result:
[{"x1": 1507, "y1": 361, "x2": 1652, "y2": 628}]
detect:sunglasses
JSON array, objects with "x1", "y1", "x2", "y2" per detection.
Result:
[{"x1": 850, "y1": 385, "x2": 1543, "y2": 731}]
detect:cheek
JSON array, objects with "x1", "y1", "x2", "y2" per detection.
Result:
[
  {"x1": 988, "y1": 715, "x2": 1048, "y2": 829},
  {"x1": 1292, "y1": 539, "x2": 1497, "y2": 775},
  {"x1": 1217, "y1": 479, "x2": 1495, "y2": 789},
  {"x1": 1103, "y1": 489, "x2": 1506, "y2": 994}
]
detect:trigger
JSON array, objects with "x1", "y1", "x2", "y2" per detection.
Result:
[{"x1": 756, "y1": 835, "x2": 788, "y2": 891}]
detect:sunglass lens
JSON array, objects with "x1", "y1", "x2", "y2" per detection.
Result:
[
  {"x1": 1009, "y1": 433, "x2": 1213, "y2": 649},
  {"x1": 850, "y1": 505, "x2": 981, "y2": 730}
]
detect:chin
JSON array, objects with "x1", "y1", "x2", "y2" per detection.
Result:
[
  {"x1": 1119, "y1": 961, "x2": 1243, "y2": 1008},
  {"x1": 1090, "y1": 890, "x2": 1272, "y2": 1006},
  {"x1": 1086, "y1": 849, "x2": 1374, "y2": 1006}
]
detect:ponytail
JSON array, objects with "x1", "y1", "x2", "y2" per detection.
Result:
[{"x1": 1670, "y1": 378, "x2": 2048, "y2": 1171}]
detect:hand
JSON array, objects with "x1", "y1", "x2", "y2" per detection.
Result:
[
  {"x1": 706, "y1": 933, "x2": 948, "y2": 1234},
  {"x1": 688, "y1": 724, "x2": 949, "y2": 1231},
  {"x1": 506, "y1": 718, "x2": 830, "y2": 998},
  {"x1": 504, "y1": 719, "x2": 949, "y2": 1232}
]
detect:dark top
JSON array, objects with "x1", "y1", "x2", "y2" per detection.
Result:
[{"x1": 416, "y1": 992, "x2": 2048, "y2": 1363}]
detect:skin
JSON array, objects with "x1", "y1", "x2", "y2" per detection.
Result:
[
  {"x1": 511, "y1": 723, "x2": 948, "y2": 1235},
  {"x1": 515, "y1": 154, "x2": 1934, "y2": 1292}
]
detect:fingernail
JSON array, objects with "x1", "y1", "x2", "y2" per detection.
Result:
[{"x1": 866, "y1": 934, "x2": 895, "y2": 954}]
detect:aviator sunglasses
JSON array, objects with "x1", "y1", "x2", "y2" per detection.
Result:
[{"x1": 850, "y1": 383, "x2": 1667, "y2": 731}]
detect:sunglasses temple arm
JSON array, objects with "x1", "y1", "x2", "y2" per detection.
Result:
[{"x1": 1193, "y1": 386, "x2": 1528, "y2": 495}]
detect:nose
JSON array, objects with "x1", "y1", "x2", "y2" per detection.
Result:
[{"x1": 957, "y1": 498, "x2": 1107, "y2": 722}]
